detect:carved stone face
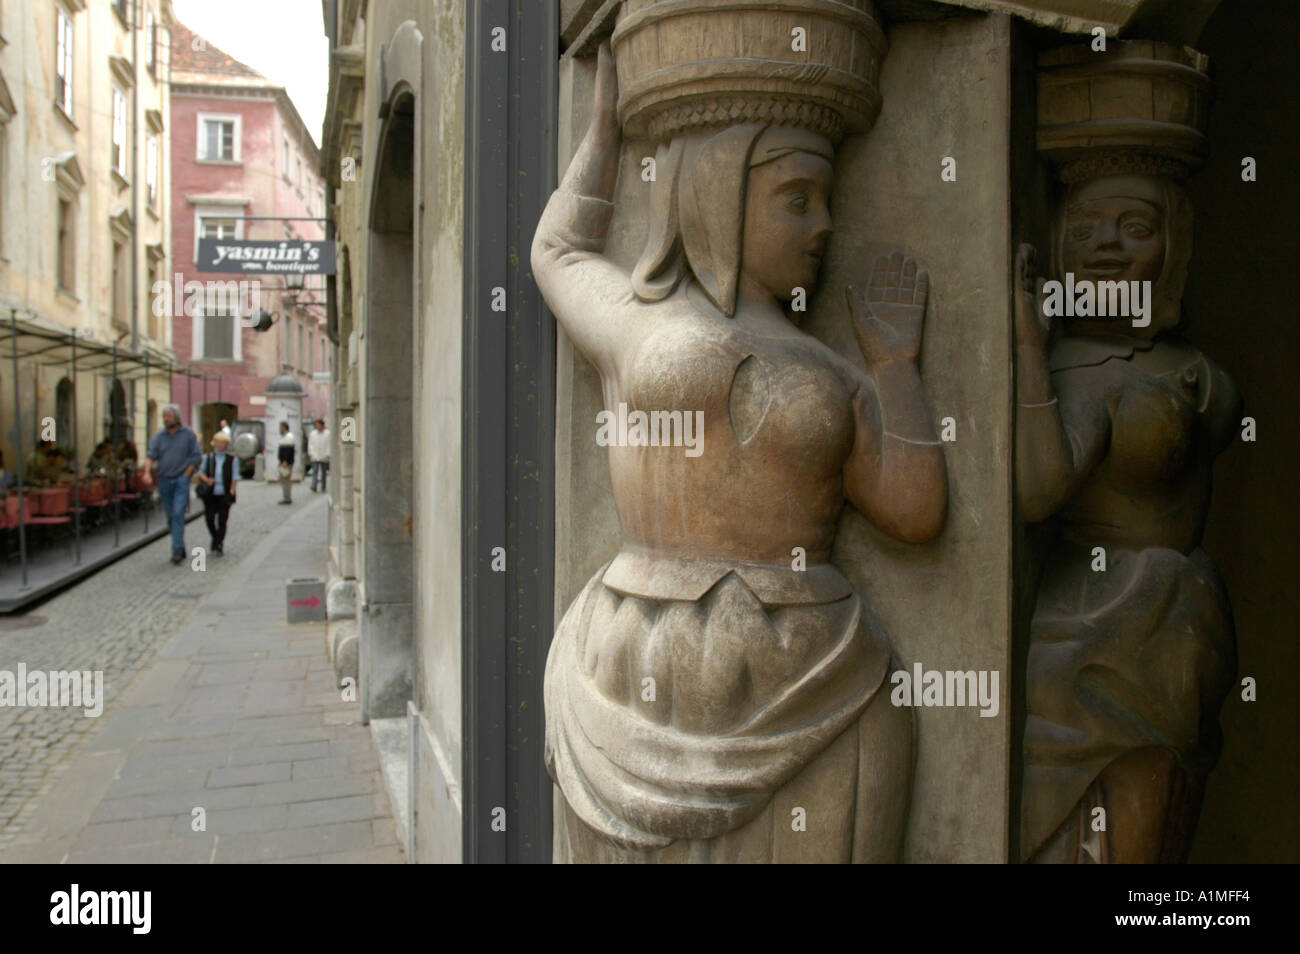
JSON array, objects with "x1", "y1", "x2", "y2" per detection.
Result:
[
  {"x1": 741, "y1": 139, "x2": 834, "y2": 303},
  {"x1": 1060, "y1": 174, "x2": 1166, "y2": 287}
]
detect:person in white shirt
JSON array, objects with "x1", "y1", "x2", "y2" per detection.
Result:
[
  {"x1": 307, "y1": 418, "x2": 331, "y2": 493},
  {"x1": 218, "y1": 419, "x2": 233, "y2": 439}
]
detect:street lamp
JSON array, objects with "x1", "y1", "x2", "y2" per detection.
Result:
[{"x1": 248, "y1": 308, "x2": 277, "y2": 332}]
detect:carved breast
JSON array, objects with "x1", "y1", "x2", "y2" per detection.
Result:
[
  {"x1": 1107, "y1": 364, "x2": 1199, "y2": 487},
  {"x1": 624, "y1": 314, "x2": 855, "y2": 473},
  {"x1": 607, "y1": 307, "x2": 857, "y2": 562}
]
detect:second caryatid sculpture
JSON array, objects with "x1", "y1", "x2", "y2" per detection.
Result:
[
  {"x1": 1017, "y1": 42, "x2": 1240, "y2": 863},
  {"x1": 534, "y1": 0, "x2": 947, "y2": 862}
]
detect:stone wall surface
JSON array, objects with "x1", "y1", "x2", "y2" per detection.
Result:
[{"x1": 346, "y1": 0, "x2": 466, "y2": 863}]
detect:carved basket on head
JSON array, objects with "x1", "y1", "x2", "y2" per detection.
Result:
[
  {"x1": 611, "y1": 0, "x2": 887, "y2": 144},
  {"x1": 1037, "y1": 40, "x2": 1212, "y2": 182}
]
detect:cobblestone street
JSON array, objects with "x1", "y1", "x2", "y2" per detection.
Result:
[{"x1": 0, "y1": 482, "x2": 401, "y2": 863}]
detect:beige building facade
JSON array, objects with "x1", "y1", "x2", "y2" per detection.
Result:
[{"x1": 0, "y1": 0, "x2": 176, "y2": 466}]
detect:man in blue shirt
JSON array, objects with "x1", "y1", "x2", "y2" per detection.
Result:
[
  {"x1": 197, "y1": 431, "x2": 239, "y2": 555},
  {"x1": 145, "y1": 404, "x2": 202, "y2": 565}
]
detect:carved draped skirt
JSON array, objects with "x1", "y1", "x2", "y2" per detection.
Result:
[
  {"x1": 544, "y1": 555, "x2": 912, "y2": 863},
  {"x1": 1021, "y1": 543, "x2": 1236, "y2": 862}
]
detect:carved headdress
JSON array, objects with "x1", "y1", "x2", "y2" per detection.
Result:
[{"x1": 614, "y1": 0, "x2": 886, "y2": 316}]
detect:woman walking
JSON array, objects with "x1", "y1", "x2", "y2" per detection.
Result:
[{"x1": 196, "y1": 432, "x2": 238, "y2": 555}]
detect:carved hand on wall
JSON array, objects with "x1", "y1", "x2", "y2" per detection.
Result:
[
  {"x1": 1013, "y1": 243, "x2": 1049, "y2": 351},
  {"x1": 847, "y1": 253, "x2": 929, "y2": 367}
]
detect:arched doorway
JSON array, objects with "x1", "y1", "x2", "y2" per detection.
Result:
[
  {"x1": 108, "y1": 379, "x2": 128, "y2": 444},
  {"x1": 55, "y1": 377, "x2": 74, "y2": 447},
  {"x1": 360, "y1": 86, "x2": 416, "y2": 722},
  {"x1": 197, "y1": 402, "x2": 239, "y2": 451}
]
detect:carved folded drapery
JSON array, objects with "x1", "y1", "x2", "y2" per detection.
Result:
[
  {"x1": 1022, "y1": 545, "x2": 1235, "y2": 858},
  {"x1": 546, "y1": 564, "x2": 891, "y2": 850}
]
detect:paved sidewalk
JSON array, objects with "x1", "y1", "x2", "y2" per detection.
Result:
[
  {"x1": 0, "y1": 493, "x2": 404, "y2": 864},
  {"x1": 0, "y1": 481, "x2": 303, "y2": 843}
]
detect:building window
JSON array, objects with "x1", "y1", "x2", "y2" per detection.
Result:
[
  {"x1": 201, "y1": 217, "x2": 238, "y2": 239},
  {"x1": 146, "y1": 135, "x2": 159, "y2": 207},
  {"x1": 112, "y1": 238, "x2": 127, "y2": 324},
  {"x1": 111, "y1": 87, "x2": 128, "y2": 177},
  {"x1": 202, "y1": 288, "x2": 237, "y2": 360},
  {"x1": 200, "y1": 216, "x2": 238, "y2": 246},
  {"x1": 297, "y1": 320, "x2": 304, "y2": 371},
  {"x1": 197, "y1": 216, "x2": 238, "y2": 268},
  {"x1": 198, "y1": 114, "x2": 240, "y2": 162},
  {"x1": 145, "y1": 9, "x2": 156, "y2": 77},
  {"x1": 146, "y1": 258, "x2": 159, "y2": 340},
  {"x1": 308, "y1": 328, "x2": 314, "y2": 375},
  {"x1": 194, "y1": 210, "x2": 243, "y2": 263},
  {"x1": 55, "y1": 7, "x2": 73, "y2": 116},
  {"x1": 283, "y1": 137, "x2": 290, "y2": 181},
  {"x1": 113, "y1": 0, "x2": 129, "y2": 26},
  {"x1": 56, "y1": 198, "x2": 75, "y2": 292}
]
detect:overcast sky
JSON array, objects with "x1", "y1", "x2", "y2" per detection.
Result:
[{"x1": 172, "y1": 0, "x2": 329, "y2": 146}]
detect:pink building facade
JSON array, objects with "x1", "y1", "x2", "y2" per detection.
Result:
[{"x1": 167, "y1": 22, "x2": 329, "y2": 452}]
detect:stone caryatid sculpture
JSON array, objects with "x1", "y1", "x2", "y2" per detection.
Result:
[
  {"x1": 534, "y1": 0, "x2": 947, "y2": 862},
  {"x1": 1016, "y1": 42, "x2": 1240, "y2": 863}
]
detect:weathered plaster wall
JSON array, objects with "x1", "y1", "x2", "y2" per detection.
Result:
[
  {"x1": 411, "y1": 0, "x2": 466, "y2": 866},
  {"x1": 811, "y1": 14, "x2": 1014, "y2": 862},
  {"x1": 357, "y1": 0, "x2": 466, "y2": 864}
]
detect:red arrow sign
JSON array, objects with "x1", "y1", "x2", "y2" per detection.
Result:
[{"x1": 290, "y1": 595, "x2": 322, "y2": 608}]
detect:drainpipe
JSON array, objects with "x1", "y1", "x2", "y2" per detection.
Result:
[{"x1": 130, "y1": 0, "x2": 140, "y2": 354}]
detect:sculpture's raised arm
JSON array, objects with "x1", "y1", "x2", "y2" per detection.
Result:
[
  {"x1": 530, "y1": 43, "x2": 634, "y2": 375},
  {"x1": 1013, "y1": 244, "x2": 1110, "y2": 522}
]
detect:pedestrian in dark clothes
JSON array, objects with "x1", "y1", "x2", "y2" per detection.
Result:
[{"x1": 277, "y1": 421, "x2": 296, "y2": 505}]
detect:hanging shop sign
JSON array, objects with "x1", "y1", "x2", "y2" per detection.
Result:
[{"x1": 197, "y1": 238, "x2": 336, "y2": 276}]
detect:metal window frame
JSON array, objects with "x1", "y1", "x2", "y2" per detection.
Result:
[{"x1": 462, "y1": 0, "x2": 559, "y2": 865}]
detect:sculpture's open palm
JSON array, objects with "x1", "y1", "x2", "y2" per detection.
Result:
[
  {"x1": 1014, "y1": 243, "x2": 1051, "y2": 350},
  {"x1": 848, "y1": 253, "x2": 929, "y2": 366}
]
